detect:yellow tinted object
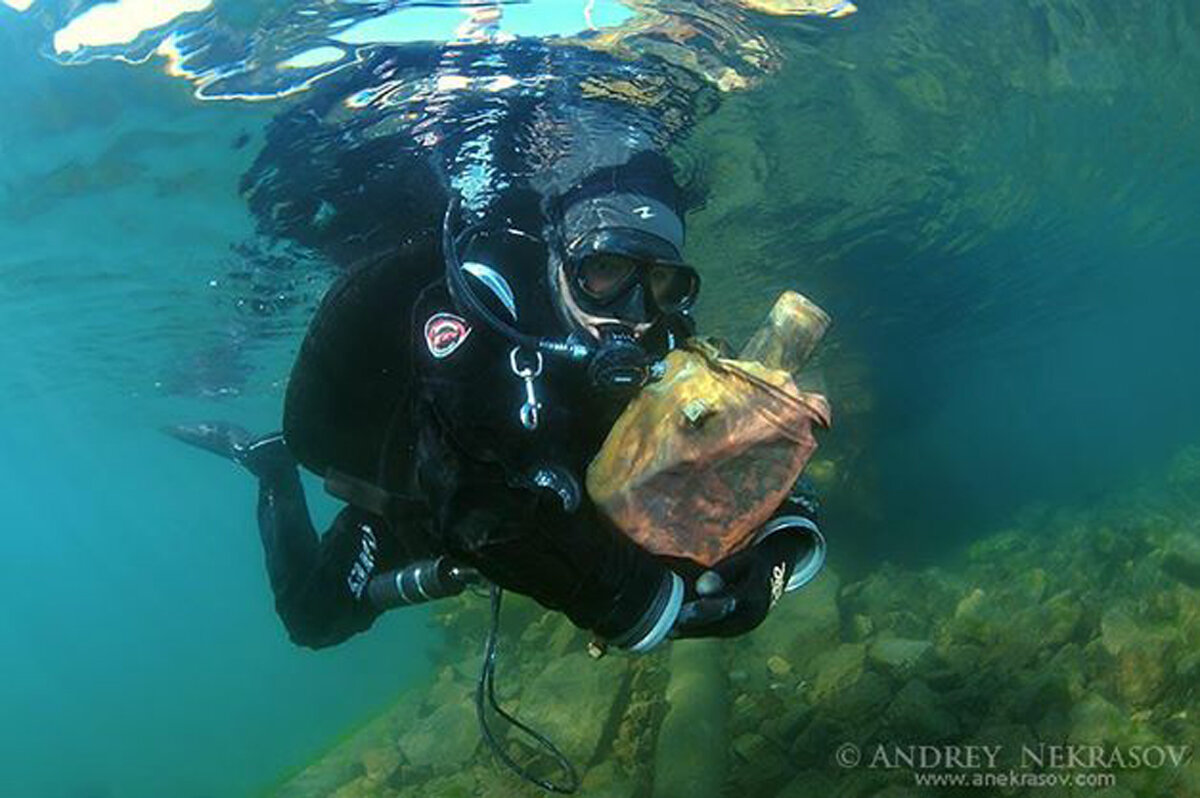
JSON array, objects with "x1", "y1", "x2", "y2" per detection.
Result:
[{"x1": 587, "y1": 292, "x2": 832, "y2": 567}]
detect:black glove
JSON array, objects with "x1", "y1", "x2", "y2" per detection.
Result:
[
  {"x1": 672, "y1": 477, "x2": 825, "y2": 639},
  {"x1": 672, "y1": 533, "x2": 805, "y2": 638},
  {"x1": 163, "y1": 421, "x2": 292, "y2": 479}
]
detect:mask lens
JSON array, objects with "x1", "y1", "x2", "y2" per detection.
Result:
[
  {"x1": 577, "y1": 254, "x2": 638, "y2": 301},
  {"x1": 647, "y1": 264, "x2": 698, "y2": 311}
]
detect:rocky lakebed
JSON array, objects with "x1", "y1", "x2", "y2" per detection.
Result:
[{"x1": 270, "y1": 445, "x2": 1200, "y2": 798}]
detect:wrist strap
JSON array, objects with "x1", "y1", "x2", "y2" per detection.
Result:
[
  {"x1": 608, "y1": 571, "x2": 684, "y2": 652},
  {"x1": 754, "y1": 516, "x2": 827, "y2": 593}
]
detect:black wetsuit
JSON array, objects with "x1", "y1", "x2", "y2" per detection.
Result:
[
  {"x1": 256, "y1": 224, "x2": 690, "y2": 650},
  {"x1": 236, "y1": 40, "x2": 717, "y2": 649}
]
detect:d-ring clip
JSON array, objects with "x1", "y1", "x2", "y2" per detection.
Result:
[{"x1": 509, "y1": 347, "x2": 544, "y2": 431}]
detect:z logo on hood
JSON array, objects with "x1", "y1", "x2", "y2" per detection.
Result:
[{"x1": 425, "y1": 312, "x2": 472, "y2": 359}]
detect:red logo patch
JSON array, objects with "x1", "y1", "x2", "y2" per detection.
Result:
[{"x1": 424, "y1": 312, "x2": 472, "y2": 359}]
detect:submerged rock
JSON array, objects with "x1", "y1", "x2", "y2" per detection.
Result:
[
  {"x1": 397, "y1": 700, "x2": 479, "y2": 773},
  {"x1": 1162, "y1": 531, "x2": 1200, "y2": 588},
  {"x1": 789, "y1": 715, "x2": 854, "y2": 769},
  {"x1": 1100, "y1": 606, "x2": 1140, "y2": 656},
  {"x1": 1068, "y1": 693, "x2": 1130, "y2": 745},
  {"x1": 403, "y1": 770, "x2": 477, "y2": 798},
  {"x1": 275, "y1": 759, "x2": 366, "y2": 798},
  {"x1": 822, "y1": 670, "x2": 892, "y2": 726},
  {"x1": 842, "y1": 566, "x2": 959, "y2": 639},
  {"x1": 767, "y1": 655, "x2": 793, "y2": 679},
  {"x1": 849, "y1": 613, "x2": 874, "y2": 641},
  {"x1": 754, "y1": 569, "x2": 842, "y2": 666},
  {"x1": 653, "y1": 640, "x2": 727, "y2": 798},
  {"x1": 1042, "y1": 590, "x2": 1085, "y2": 646},
  {"x1": 275, "y1": 440, "x2": 1200, "y2": 798},
  {"x1": 949, "y1": 587, "x2": 991, "y2": 644},
  {"x1": 580, "y1": 761, "x2": 637, "y2": 798},
  {"x1": 513, "y1": 651, "x2": 630, "y2": 765},
  {"x1": 424, "y1": 662, "x2": 476, "y2": 710},
  {"x1": 519, "y1": 610, "x2": 584, "y2": 660},
  {"x1": 730, "y1": 732, "x2": 791, "y2": 794},
  {"x1": 811, "y1": 643, "x2": 866, "y2": 702},
  {"x1": 774, "y1": 770, "x2": 837, "y2": 798},
  {"x1": 1113, "y1": 639, "x2": 1174, "y2": 708},
  {"x1": 1099, "y1": 605, "x2": 1179, "y2": 707},
  {"x1": 883, "y1": 679, "x2": 960, "y2": 741},
  {"x1": 968, "y1": 722, "x2": 1036, "y2": 759},
  {"x1": 867, "y1": 637, "x2": 936, "y2": 681},
  {"x1": 762, "y1": 700, "x2": 816, "y2": 747},
  {"x1": 1001, "y1": 671, "x2": 1073, "y2": 725}
]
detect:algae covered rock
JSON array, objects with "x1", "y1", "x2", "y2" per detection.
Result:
[
  {"x1": 810, "y1": 642, "x2": 867, "y2": 702},
  {"x1": 867, "y1": 637, "x2": 936, "y2": 681},
  {"x1": 424, "y1": 662, "x2": 477, "y2": 709},
  {"x1": 1068, "y1": 693, "x2": 1130, "y2": 745},
  {"x1": 789, "y1": 714, "x2": 853, "y2": 769},
  {"x1": 403, "y1": 770, "x2": 477, "y2": 798},
  {"x1": 841, "y1": 565, "x2": 959, "y2": 639},
  {"x1": 948, "y1": 587, "x2": 992, "y2": 644},
  {"x1": 821, "y1": 670, "x2": 892, "y2": 726},
  {"x1": 730, "y1": 732, "x2": 792, "y2": 794},
  {"x1": 654, "y1": 640, "x2": 727, "y2": 798},
  {"x1": 762, "y1": 699, "x2": 816, "y2": 747},
  {"x1": 883, "y1": 679, "x2": 960, "y2": 741},
  {"x1": 848, "y1": 613, "x2": 874, "y2": 641},
  {"x1": 1000, "y1": 671, "x2": 1073, "y2": 725},
  {"x1": 968, "y1": 722, "x2": 1036, "y2": 759},
  {"x1": 580, "y1": 761, "x2": 637, "y2": 798},
  {"x1": 1099, "y1": 606, "x2": 1140, "y2": 656},
  {"x1": 513, "y1": 651, "x2": 630, "y2": 764},
  {"x1": 753, "y1": 568, "x2": 842, "y2": 665},
  {"x1": 1161, "y1": 531, "x2": 1200, "y2": 588},
  {"x1": 1042, "y1": 590, "x2": 1085, "y2": 646},
  {"x1": 1099, "y1": 605, "x2": 1178, "y2": 708},
  {"x1": 275, "y1": 759, "x2": 367, "y2": 798},
  {"x1": 1113, "y1": 640, "x2": 1174, "y2": 708},
  {"x1": 519, "y1": 608, "x2": 585, "y2": 659},
  {"x1": 774, "y1": 770, "x2": 837, "y2": 798},
  {"x1": 766, "y1": 654, "x2": 793, "y2": 679},
  {"x1": 730, "y1": 690, "x2": 771, "y2": 733},
  {"x1": 273, "y1": 436, "x2": 1200, "y2": 798},
  {"x1": 396, "y1": 701, "x2": 479, "y2": 773}
]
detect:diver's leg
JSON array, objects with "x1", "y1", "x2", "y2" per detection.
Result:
[
  {"x1": 247, "y1": 438, "x2": 321, "y2": 598},
  {"x1": 249, "y1": 440, "x2": 392, "y2": 647},
  {"x1": 165, "y1": 423, "x2": 389, "y2": 647}
]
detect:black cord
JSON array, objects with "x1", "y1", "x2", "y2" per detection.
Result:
[
  {"x1": 442, "y1": 201, "x2": 542, "y2": 352},
  {"x1": 441, "y1": 199, "x2": 590, "y2": 363},
  {"x1": 475, "y1": 585, "x2": 581, "y2": 794}
]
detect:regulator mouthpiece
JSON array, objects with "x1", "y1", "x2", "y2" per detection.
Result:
[{"x1": 586, "y1": 327, "x2": 658, "y2": 391}]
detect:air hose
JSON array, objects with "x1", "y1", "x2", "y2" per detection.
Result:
[{"x1": 475, "y1": 585, "x2": 581, "y2": 794}]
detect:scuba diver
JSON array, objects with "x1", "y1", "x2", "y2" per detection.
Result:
[
  {"x1": 168, "y1": 21, "x2": 827, "y2": 793},
  {"x1": 169, "y1": 147, "x2": 824, "y2": 652}
]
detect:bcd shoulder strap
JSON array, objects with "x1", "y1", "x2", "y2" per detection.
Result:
[{"x1": 324, "y1": 468, "x2": 428, "y2": 524}]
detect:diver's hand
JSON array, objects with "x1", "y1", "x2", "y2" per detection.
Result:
[
  {"x1": 672, "y1": 477, "x2": 827, "y2": 639},
  {"x1": 162, "y1": 422, "x2": 290, "y2": 479},
  {"x1": 672, "y1": 532, "x2": 802, "y2": 639}
]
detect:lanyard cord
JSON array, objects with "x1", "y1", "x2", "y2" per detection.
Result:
[{"x1": 475, "y1": 585, "x2": 581, "y2": 794}]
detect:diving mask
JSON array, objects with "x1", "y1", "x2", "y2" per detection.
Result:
[{"x1": 565, "y1": 228, "x2": 700, "y2": 323}]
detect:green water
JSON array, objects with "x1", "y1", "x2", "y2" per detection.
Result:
[{"x1": 1, "y1": 2, "x2": 1198, "y2": 797}]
